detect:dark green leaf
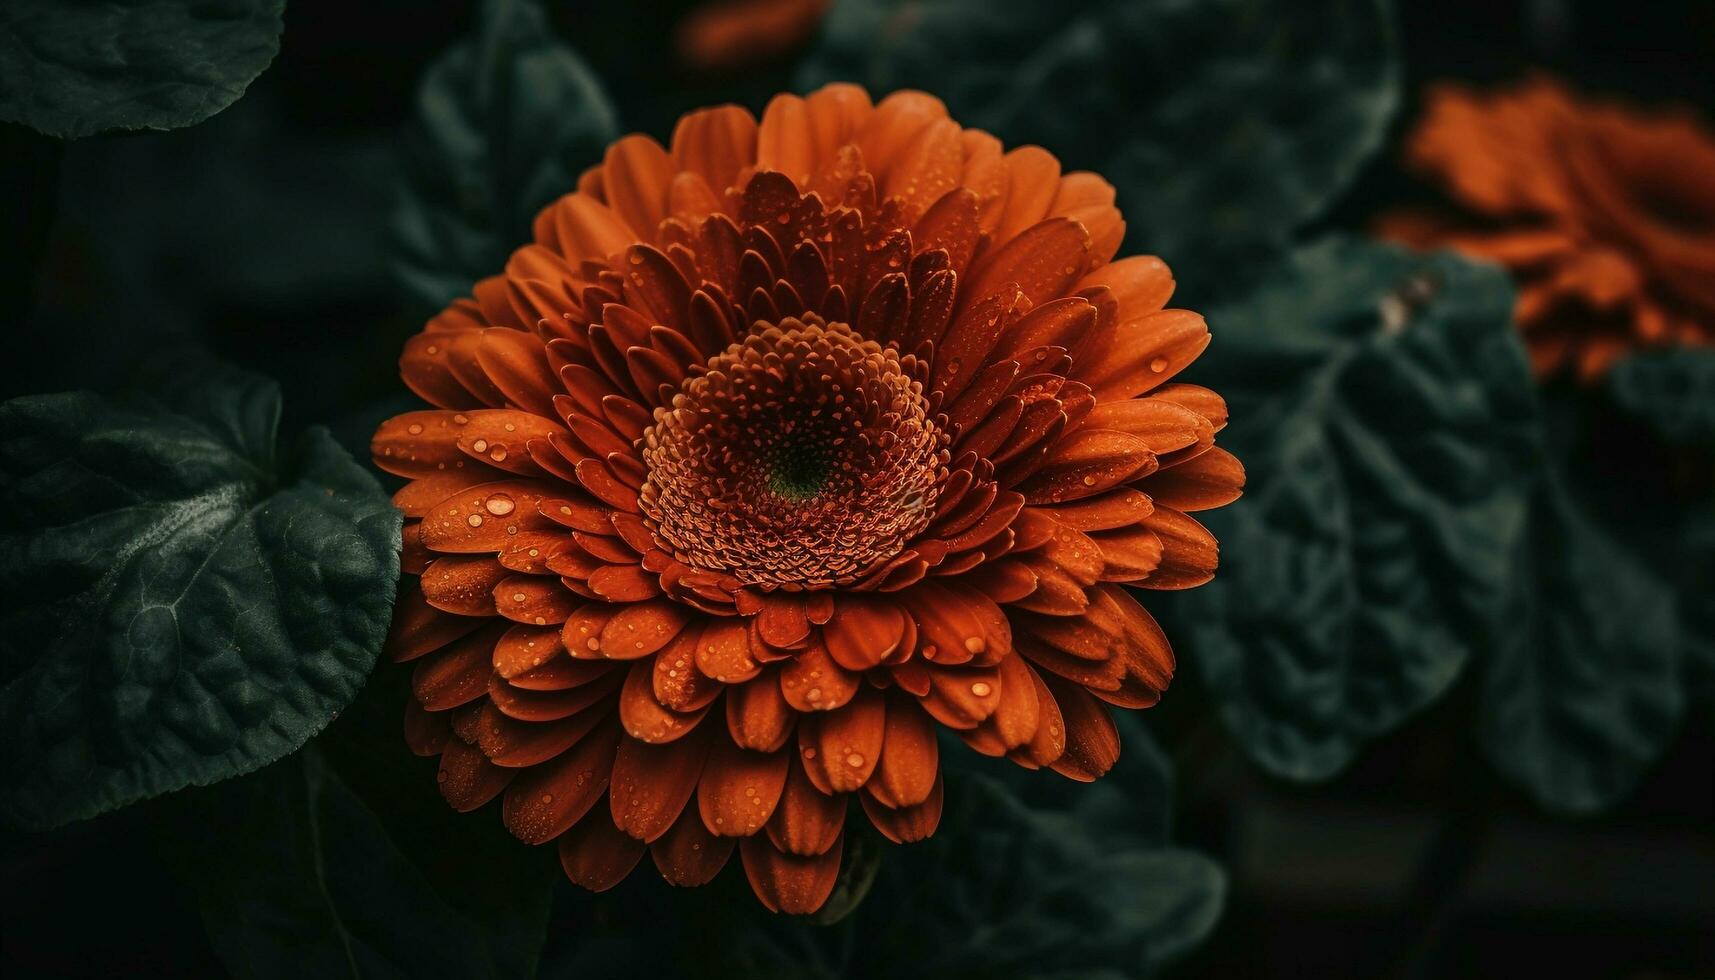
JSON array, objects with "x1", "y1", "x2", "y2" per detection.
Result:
[
  {"x1": 1479, "y1": 477, "x2": 1684, "y2": 814},
  {"x1": 1162, "y1": 237, "x2": 1540, "y2": 779},
  {"x1": 1607, "y1": 346, "x2": 1715, "y2": 449},
  {"x1": 394, "y1": 0, "x2": 619, "y2": 311},
  {"x1": 0, "y1": 357, "x2": 400, "y2": 829},
  {"x1": 0, "y1": 0, "x2": 284, "y2": 139},
  {"x1": 797, "y1": 0, "x2": 1398, "y2": 300},
  {"x1": 162, "y1": 739, "x2": 549, "y2": 980}
]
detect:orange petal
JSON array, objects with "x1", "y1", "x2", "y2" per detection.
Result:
[
  {"x1": 698, "y1": 738, "x2": 791, "y2": 837},
  {"x1": 1020, "y1": 428, "x2": 1156, "y2": 504},
  {"x1": 494, "y1": 575, "x2": 580, "y2": 626},
  {"x1": 808, "y1": 687, "x2": 885, "y2": 793},
  {"x1": 1086, "y1": 310, "x2": 1211, "y2": 400},
  {"x1": 741, "y1": 832, "x2": 843, "y2": 914},
  {"x1": 619, "y1": 658, "x2": 712, "y2": 744},
  {"x1": 652, "y1": 627, "x2": 723, "y2": 712},
  {"x1": 1143, "y1": 446, "x2": 1246, "y2": 512},
  {"x1": 901, "y1": 581, "x2": 1010, "y2": 666},
  {"x1": 652, "y1": 804, "x2": 736, "y2": 887},
  {"x1": 501, "y1": 722, "x2": 620, "y2": 843},
  {"x1": 598, "y1": 598, "x2": 695, "y2": 659},
  {"x1": 696, "y1": 616, "x2": 763, "y2": 682},
  {"x1": 779, "y1": 637, "x2": 860, "y2": 712},
  {"x1": 861, "y1": 770, "x2": 943, "y2": 844},
  {"x1": 420, "y1": 556, "x2": 507, "y2": 616},
  {"x1": 670, "y1": 104, "x2": 759, "y2": 196},
  {"x1": 413, "y1": 624, "x2": 502, "y2": 710},
  {"x1": 1074, "y1": 254, "x2": 1175, "y2": 319},
  {"x1": 755, "y1": 592, "x2": 812, "y2": 649},
  {"x1": 917, "y1": 663, "x2": 1002, "y2": 730},
  {"x1": 386, "y1": 589, "x2": 485, "y2": 663},
  {"x1": 727, "y1": 671, "x2": 795, "y2": 751},
  {"x1": 602, "y1": 134, "x2": 673, "y2": 239},
  {"x1": 587, "y1": 563, "x2": 662, "y2": 601},
  {"x1": 1043, "y1": 678, "x2": 1119, "y2": 782},
  {"x1": 963, "y1": 217, "x2": 1090, "y2": 307},
  {"x1": 765, "y1": 758, "x2": 846, "y2": 856},
  {"x1": 1134, "y1": 507, "x2": 1219, "y2": 590},
  {"x1": 610, "y1": 725, "x2": 713, "y2": 842},
  {"x1": 870, "y1": 694, "x2": 939, "y2": 808},
  {"x1": 1006, "y1": 662, "x2": 1066, "y2": 770},
  {"x1": 559, "y1": 804, "x2": 646, "y2": 892},
  {"x1": 823, "y1": 594, "x2": 907, "y2": 670},
  {"x1": 437, "y1": 737, "x2": 513, "y2": 812}
]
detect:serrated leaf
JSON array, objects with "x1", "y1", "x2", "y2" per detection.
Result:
[
  {"x1": 393, "y1": 0, "x2": 620, "y2": 311},
  {"x1": 1607, "y1": 346, "x2": 1715, "y2": 449},
  {"x1": 1161, "y1": 237, "x2": 1540, "y2": 780},
  {"x1": 0, "y1": 358, "x2": 401, "y2": 829},
  {"x1": 1479, "y1": 477, "x2": 1684, "y2": 814},
  {"x1": 797, "y1": 0, "x2": 1398, "y2": 301},
  {"x1": 0, "y1": 0, "x2": 284, "y2": 139},
  {"x1": 162, "y1": 741, "x2": 549, "y2": 980}
]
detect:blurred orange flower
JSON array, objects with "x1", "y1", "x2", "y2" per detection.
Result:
[
  {"x1": 676, "y1": 0, "x2": 830, "y2": 73},
  {"x1": 374, "y1": 84, "x2": 1241, "y2": 913},
  {"x1": 1379, "y1": 76, "x2": 1715, "y2": 379}
]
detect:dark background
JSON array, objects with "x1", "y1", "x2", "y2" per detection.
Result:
[{"x1": 3, "y1": 1, "x2": 1712, "y2": 976}]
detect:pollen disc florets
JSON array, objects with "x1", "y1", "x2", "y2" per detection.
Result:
[{"x1": 641, "y1": 315, "x2": 947, "y2": 588}]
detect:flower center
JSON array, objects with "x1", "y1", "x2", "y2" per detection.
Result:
[{"x1": 640, "y1": 316, "x2": 947, "y2": 589}]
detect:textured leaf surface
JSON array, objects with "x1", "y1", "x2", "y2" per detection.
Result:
[
  {"x1": 1478, "y1": 478, "x2": 1684, "y2": 814},
  {"x1": 0, "y1": 0, "x2": 284, "y2": 139},
  {"x1": 549, "y1": 723, "x2": 1223, "y2": 979},
  {"x1": 0, "y1": 360, "x2": 400, "y2": 829},
  {"x1": 166, "y1": 671, "x2": 554, "y2": 980},
  {"x1": 393, "y1": 0, "x2": 619, "y2": 310},
  {"x1": 1161, "y1": 237, "x2": 1540, "y2": 779},
  {"x1": 1608, "y1": 347, "x2": 1715, "y2": 449},
  {"x1": 799, "y1": 0, "x2": 1398, "y2": 300}
]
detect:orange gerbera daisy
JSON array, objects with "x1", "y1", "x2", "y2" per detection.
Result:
[
  {"x1": 676, "y1": 0, "x2": 831, "y2": 73},
  {"x1": 1378, "y1": 76, "x2": 1715, "y2": 379},
  {"x1": 374, "y1": 84, "x2": 1242, "y2": 914}
]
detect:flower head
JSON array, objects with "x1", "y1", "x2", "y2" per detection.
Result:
[
  {"x1": 1379, "y1": 76, "x2": 1715, "y2": 379},
  {"x1": 375, "y1": 84, "x2": 1242, "y2": 913}
]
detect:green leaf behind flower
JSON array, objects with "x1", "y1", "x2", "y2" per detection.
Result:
[
  {"x1": 1159, "y1": 237, "x2": 1540, "y2": 780},
  {"x1": 798, "y1": 0, "x2": 1399, "y2": 301},
  {"x1": 394, "y1": 0, "x2": 620, "y2": 311},
  {"x1": 0, "y1": 356, "x2": 400, "y2": 829},
  {"x1": 1608, "y1": 346, "x2": 1715, "y2": 449},
  {"x1": 1478, "y1": 477, "x2": 1685, "y2": 814},
  {"x1": 163, "y1": 668, "x2": 555, "y2": 980},
  {"x1": 0, "y1": 0, "x2": 285, "y2": 139}
]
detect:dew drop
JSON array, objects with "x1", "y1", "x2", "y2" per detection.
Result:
[
  {"x1": 845, "y1": 752, "x2": 864, "y2": 768},
  {"x1": 964, "y1": 637, "x2": 985, "y2": 654},
  {"x1": 485, "y1": 494, "x2": 516, "y2": 516},
  {"x1": 466, "y1": 513, "x2": 484, "y2": 527},
  {"x1": 407, "y1": 423, "x2": 423, "y2": 435},
  {"x1": 1149, "y1": 356, "x2": 1168, "y2": 373},
  {"x1": 472, "y1": 438, "x2": 489, "y2": 453},
  {"x1": 970, "y1": 681, "x2": 993, "y2": 697}
]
